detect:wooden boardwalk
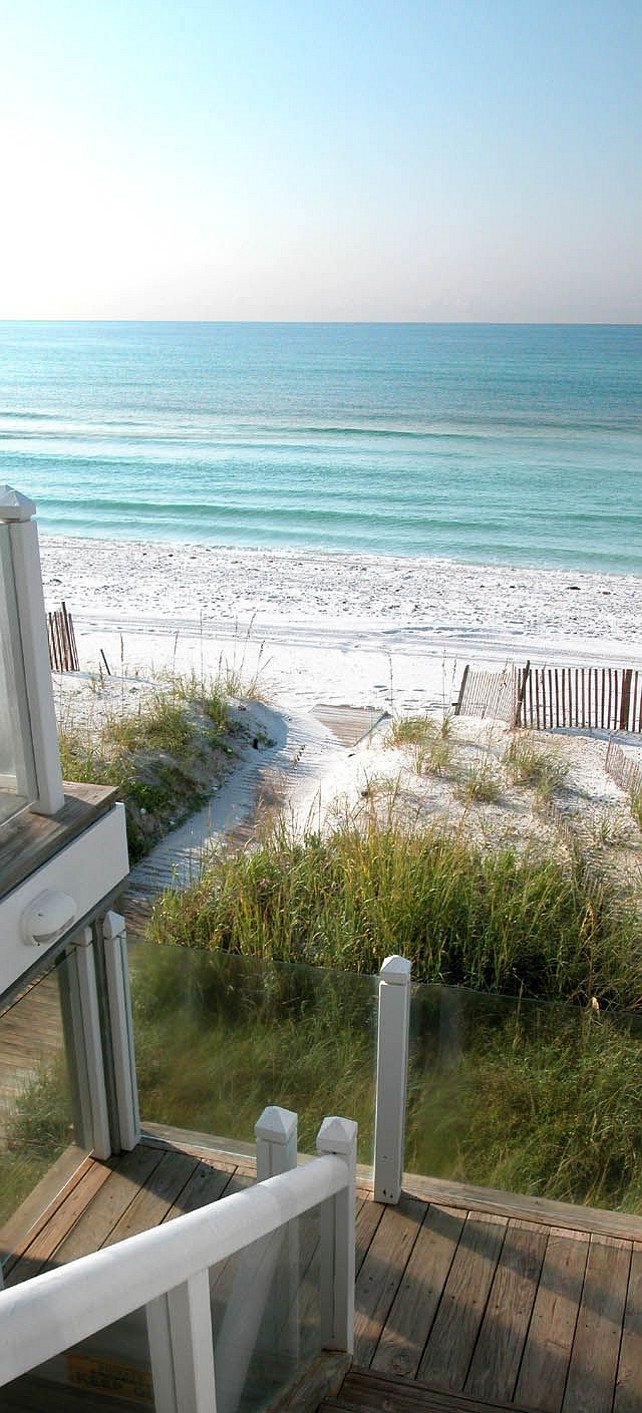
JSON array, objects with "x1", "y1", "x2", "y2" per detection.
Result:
[{"x1": 3, "y1": 1137, "x2": 642, "y2": 1413}]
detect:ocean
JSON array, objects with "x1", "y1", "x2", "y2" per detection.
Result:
[{"x1": 0, "y1": 321, "x2": 639, "y2": 574}]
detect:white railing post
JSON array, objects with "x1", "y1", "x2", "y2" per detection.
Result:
[
  {"x1": 102, "y1": 910, "x2": 140, "y2": 1151},
  {"x1": 147, "y1": 1271, "x2": 216, "y2": 1413},
  {"x1": 71, "y1": 927, "x2": 111, "y2": 1159},
  {"x1": 255, "y1": 1106, "x2": 299, "y2": 1361},
  {"x1": 0, "y1": 486, "x2": 64, "y2": 815},
  {"x1": 373, "y1": 954, "x2": 411, "y2": 1204},
  {"x1": 214, "y1": 1108, "x2": 299, "y2": 1413},
  {"x1": 255, "y1": 1105, "x2": 298, "y2": 1180},
  {"x1": 317, "y1": 1115, "x2": 357, "y2": 1354}
]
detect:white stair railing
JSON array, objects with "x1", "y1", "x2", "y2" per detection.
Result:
[{"x1": 0, "y1": 1111, "x2": 357, "y2": 1413}]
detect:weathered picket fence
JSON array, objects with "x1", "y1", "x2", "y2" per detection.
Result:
[
  {"x1": 47, "y1": 601, "x2": 79, "y2": 673},
  {"x1": 456, "y1": 661, "x2": 642, "y2": 734},
  {"x1": 453, "y1": 664, "x2": 516, "y2": 722},
  {"x1": 605, "y1": 739, "x2": 642, "y2": 797}
]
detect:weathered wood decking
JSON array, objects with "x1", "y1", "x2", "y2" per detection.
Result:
[{"x1": 3, "y1": 1136, "x2": 642, "y2": 1413}]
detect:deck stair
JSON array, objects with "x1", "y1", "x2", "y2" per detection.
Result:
[{"x1": 322, "y1": 1367, "x2": 532, "y2": 1413}]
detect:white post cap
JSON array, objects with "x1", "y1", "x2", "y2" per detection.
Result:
[
  {"x1": 0, "y1": 486, "x2": 37, "y2": 522},
  {"x1": 102, "y1": 910, "x2": 127, "y2": 940},
  {"x1": 317, "y1": 1116, "x2": 358, "y2": 1156},
  {"x1": 255, "y1": 1106, "x2": 298, "y2": 1145},
  {"x1": 379, "y1": 955, "x2": 412, "y2": 984}
]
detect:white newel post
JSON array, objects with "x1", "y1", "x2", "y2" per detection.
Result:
[
  {"x1": 0, "y1": 487, "x2": 64, "y2": 815},
  {"x1": 317, "y1": 1115, "x2": 357, "y2": 1354},
  {"x1": 255, "y1": 1105, "x2": 298, "y2": 1181},
  {"x1": 102, "y1": 909, "x2": 140, "y2": 1151},
  {"x1": 373, "y1": 954, "x2": 411, "y2": 1204}
]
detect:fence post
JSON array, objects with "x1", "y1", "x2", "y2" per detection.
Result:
[
  {"x1": 374, "y1": 955, "x2": 411, "y2": 1204},
  {"x1": 147, "y1": 1270, "x2": 217, "y2": 1413},
  {"x1": 317, "y1": 1115, "x2": 357, "y2": 1354}
]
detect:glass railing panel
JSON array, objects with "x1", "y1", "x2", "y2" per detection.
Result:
[
  {"x1": 0, "y1": 950, "x2": 91, "y2": 1247},
  {"x1": 210, "y1": 1200, "x2": 324, "y2": 1413},
  {"x1": 129, "y1": 944, "x2": 378, "y2": 1163},
  {"x1": 407, "y1": 982, "x2": 642, "y2": 1211},
  {"x1": 0, "y1": 522, "x2": 37, "y2": 823},
  {"x1": 0, "y1": 1306, "x2": 155, "y2": 1411}
]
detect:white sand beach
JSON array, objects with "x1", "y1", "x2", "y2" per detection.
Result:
[{"x1": 40, "y1": 536, "x2": 642, "y2": 717}]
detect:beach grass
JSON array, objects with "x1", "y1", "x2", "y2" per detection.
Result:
[
  {"x1": 58, "y1": 673, "x2": 239, "y2": 863},
  {"x1": 148, "y1": 809, "x2": 639, "y2": 1010}
]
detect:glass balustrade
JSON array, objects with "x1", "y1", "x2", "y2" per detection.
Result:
[
  {"x1": 0, "y1": 949, "x2": 92, "y2": 1256},
  {"x1": 407, "y1": 981, "x2": 642, "y2": 1210},
  {"x1": 128, "y1": 943, "x2": 378, "y2": 1164}
]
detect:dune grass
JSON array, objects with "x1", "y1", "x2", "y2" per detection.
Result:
[
  {"x1": 58, "y1": 673, "x2": 238, "y2": 863},
  {"x1": 149, "y1": 810, "x2": 640, "y2": 1011}
]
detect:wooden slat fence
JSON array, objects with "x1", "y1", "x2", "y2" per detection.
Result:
[
  {"x1": 454, "y1": 664, "x2": 516, "y2": 722},
  {"x1": 47, "y1": 601, "x2": 79, "y2": 673},
  {"x1": 605, "y1": 740, "x2": 642, "y2": 798},
  {"x1": 456, "y1": 662, "x2": 642, "y2": 734},
  {"x1": 516, "y1": 664, "x2": 642, "y2": 732}
]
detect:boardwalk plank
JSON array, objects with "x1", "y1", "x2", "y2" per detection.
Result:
[
  {"x1": 465, "y1": 1219, "x2": 549, "y2": 1404},
  {"x1": 354, "y1": 1193, "x2": 425, "y2": 1367},
  {"x1": 614, "y1": 1242, "x2": 642, "y2": 1413},
  {"x1": 563, "y1": 1234, "x2": 631, "y2": 1413},
  {"x1": 515, "y1": 1227, "x2": 589, "y2": 1413},
  {"x1": 418, "y1": 1212, "x2": 507, "y2": 1391},
  {"x1": 373, "y1": 1204, "x2": 466, "y2": 1379}
]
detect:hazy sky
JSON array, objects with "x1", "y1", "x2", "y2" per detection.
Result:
[{"x1": 1, "y1": 0, "x2": 640, "y2": 322}]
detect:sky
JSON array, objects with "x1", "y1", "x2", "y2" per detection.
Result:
[{"x1": 0, "y1": 0, "x2": 640, "y2": 322}]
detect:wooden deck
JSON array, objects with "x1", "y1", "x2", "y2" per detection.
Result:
[{"x1": 3, "y1": 1137, "x2": 642, "y2": 1413}]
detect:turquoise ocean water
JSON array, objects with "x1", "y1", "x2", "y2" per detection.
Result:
[{"x1": 0, "y1": 322, "x2": 639, "y2": 574}]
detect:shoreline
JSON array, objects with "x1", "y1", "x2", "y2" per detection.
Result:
[{"x1": 41, "y1": 535, "x2": 642, "y2": 717}]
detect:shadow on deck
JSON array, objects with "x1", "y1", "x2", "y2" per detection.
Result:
[{"x1": 3, "y1": 1131, "x2": 642, "y2": 1413}]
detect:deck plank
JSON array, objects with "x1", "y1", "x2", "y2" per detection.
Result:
[
  {"x1": 563, "y1": 1234, "x2": 632, "y2": 1413},
  {"x1": 354, "y1": 1193, "x2": 426, "y2": 1367},
  {"x1": 614, "y1": 1241, "x2": 642, "y2": 1413},
  {"x1": 515, "y1": 1227, "x2": 590, "y2": 1413},
  {"x1": 5, "y1": 1158, "x2": 120, "y2": 1286},
  {"x1": 373, "y1": 1204, "x2": 466, "y2": 1379},
  {"x1": 103, "y1": 1149, "x2": 199, "y2": 1246},
  {"x1": 47, "y1": 1144, "x2": 165, "y2": 1266},
  {"x1": 418, "y1": 1211, "x2": 507, "y2": 1392},
  {"x1": 464, "y1": 1219, "x2": 549, "y2": 1405},
  {"x1": 355, "y1": 1195, "x2": 387, "y2": 1276}
]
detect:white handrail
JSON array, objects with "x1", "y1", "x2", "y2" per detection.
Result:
[{"x1": 0, "y1": 1150, "x2": 346, "y2": 1387}]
